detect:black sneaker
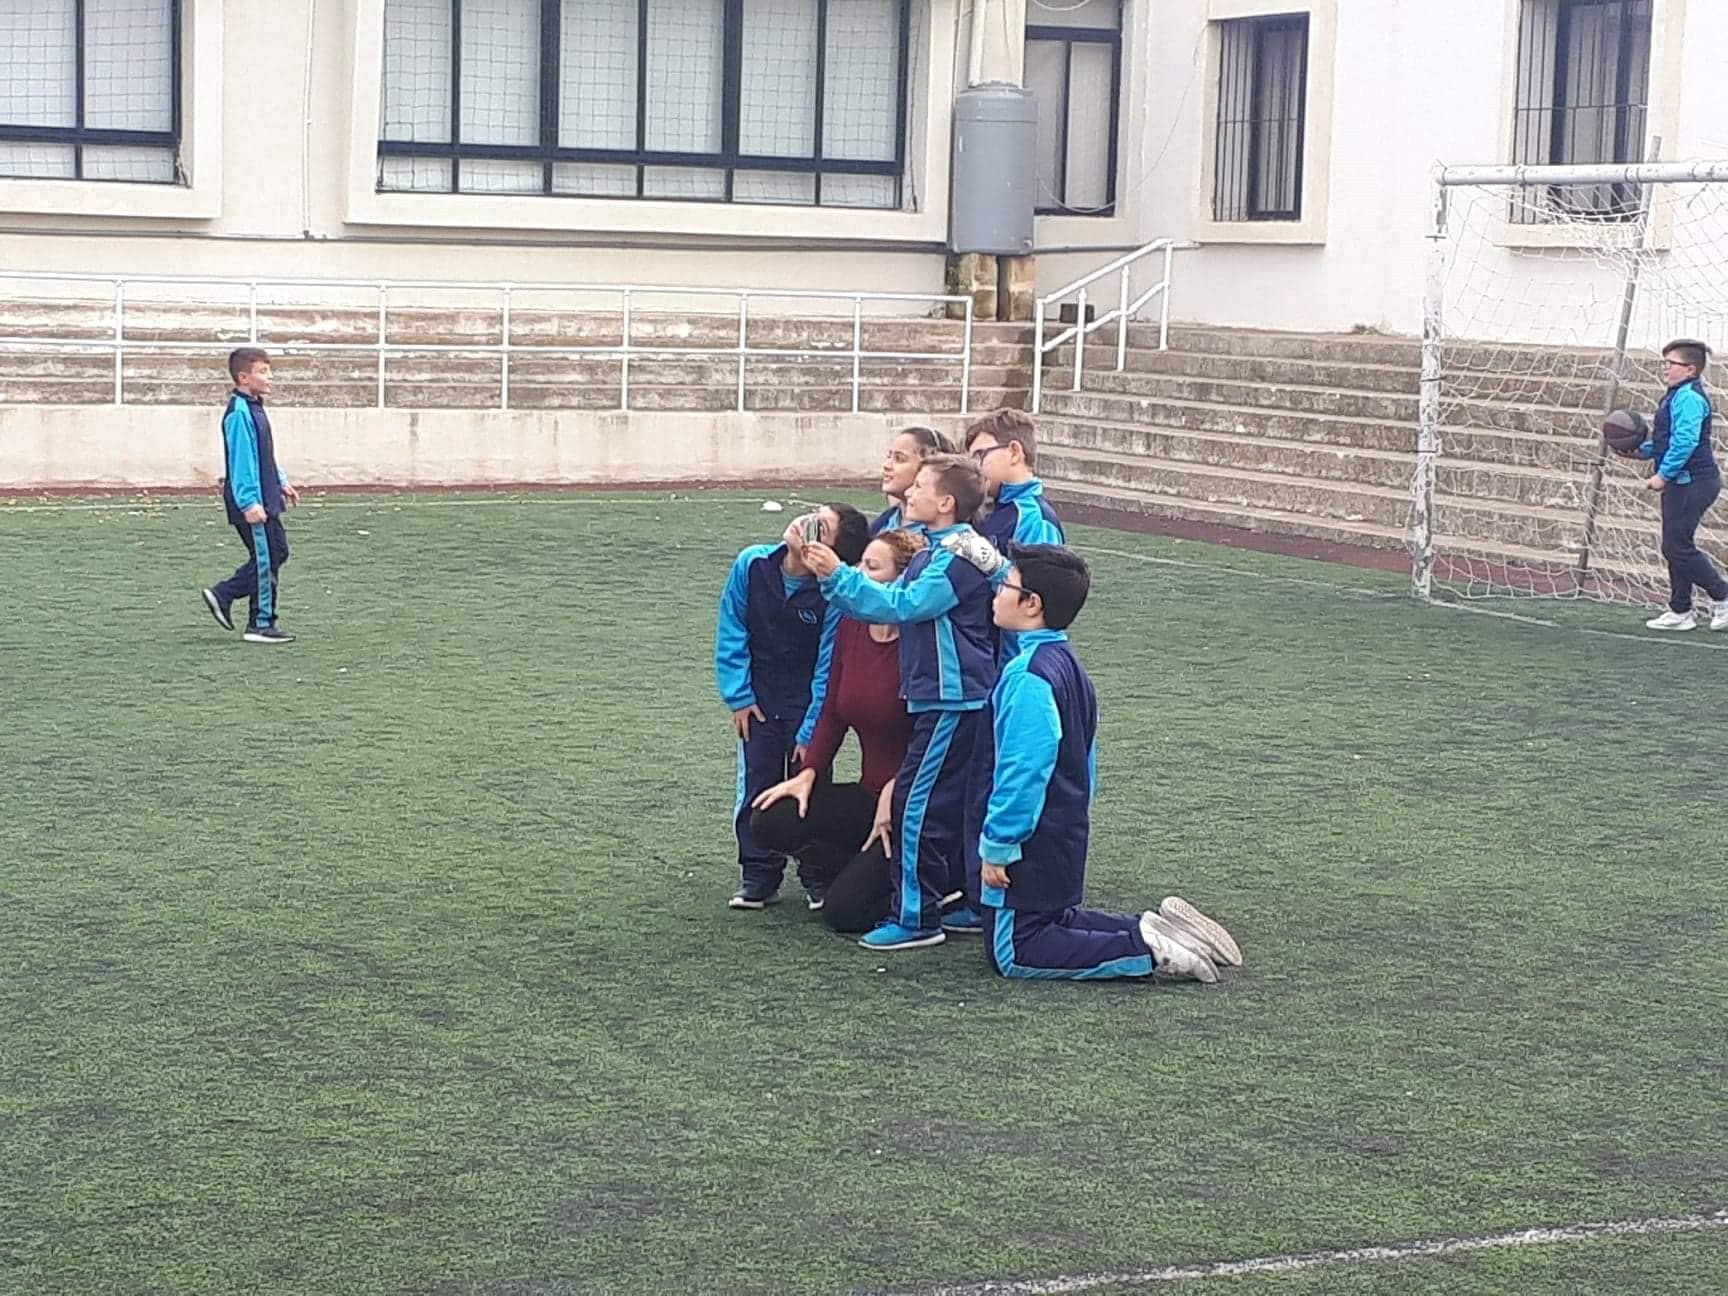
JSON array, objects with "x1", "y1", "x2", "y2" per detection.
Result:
[
  {"x1": 242, "y1": 625, "x2": 295, "y2": 645},
  {"x1": 201, "y1": 588, "x2": 235, "y2": 632},
  {"x1": 727, "y1": 886, "x2": 781, "y2": 910}
]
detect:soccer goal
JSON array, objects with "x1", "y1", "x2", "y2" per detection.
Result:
[{"x1": 1410, "y1": 159, "x2": 1728, "y2": 606}]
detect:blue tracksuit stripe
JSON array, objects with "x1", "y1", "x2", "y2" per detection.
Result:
[
  {"x1": 250, "y1": 522, "x2": 274, "y2": 623},
  {"x1": 714, "y1": 544, "x2": 774, "y2": 711},
  {"x1": 898, "y1": 710, "x2": 960, "y2": 930},
  {"x1": 989, "y1": 908, "x2": 1154, "y2": 980},
  {"x1": 798, "y1": 604, "x2": 843, "y2": 746},
  {"x1": 934, "y1": 618, "x2": 961, "y2": 702},
  {"x1": 979, "y1": 662, "x2": 1061, "y2": 866},
  {"x1": 224, "y1": 398, "x2": 263, "y2": 513},
  {"x1": 1659, "y1": 384, "x2": 1709, "y2": 481},
  {"x1": 822, "y1": 546, "x2": 961, "y2": 625}
]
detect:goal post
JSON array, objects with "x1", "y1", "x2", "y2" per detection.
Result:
[{"x1": 1410, "y1": 159, "x2": 1728, "y2": 606}]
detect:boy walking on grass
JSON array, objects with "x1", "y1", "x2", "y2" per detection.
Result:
[{"x1": 201, "y1": 348, "x2": 298, "y2": 645}]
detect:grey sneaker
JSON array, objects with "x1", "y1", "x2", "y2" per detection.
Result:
[
  {"x1": 1158, "y1": 896, "x2": 1242, "y2": 968},
  {"x1": 1139, "y1": 912, "x2": 1218, "y2": 984}
]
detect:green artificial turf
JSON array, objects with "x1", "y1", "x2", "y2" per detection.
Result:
[{"x1": 2, "y1": 490, "x2": 1723, "y2": 1295}]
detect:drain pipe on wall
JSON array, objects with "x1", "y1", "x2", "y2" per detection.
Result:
[
  {"x1": 301, "y1": 0, "x2": 319, "y2": 239},
  {"x1": 967, "y1": 0, "x2": 990, "y2": 86}
]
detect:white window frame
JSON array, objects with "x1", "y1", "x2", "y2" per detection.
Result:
[
  {"x1": 1192, "y1": 0, "x2": 1334, "y2": 246},
  {"x1": 344, "y1": 0, "x2": 953, "y2": 242},
  {"x1": 1492, "y1": 0, "x2": 1685, "y2": 250},
  {"x1": 0, "y1": 1, "x2": 222, "y2": 220}
]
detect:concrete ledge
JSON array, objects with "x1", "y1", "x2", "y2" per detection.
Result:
[{"x1": 0, "y1": 405, "x2": 938, "y2": 492}]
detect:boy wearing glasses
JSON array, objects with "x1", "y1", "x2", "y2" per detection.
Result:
[
  {"x1": 965, "y1": 410, "x2": 1064, "y2": 659},
  {"x1": 1619, "y1": 339, "x2": 1728, "y2": 632},
  {"x1": 971, "y1": 543, "x2": 1241, "y2": 983}
]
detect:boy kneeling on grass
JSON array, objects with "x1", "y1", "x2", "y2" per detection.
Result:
[{"x1": 970, "y1": 543, "x2": 1242, "y2": 983}]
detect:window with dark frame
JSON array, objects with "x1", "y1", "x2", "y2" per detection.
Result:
[
  {"x1": 0, "y1": 0, "x2": 182, "y2": 184},
  {"x1": 377, "y1": 0, "x2": 911, "y2": 209},
  {"x1": 1510, "y1": 0, "x2": 1651, "y2": 222},
  {"x1": 1211, "y1": 12, "x2": 1308, "y2": 223},
  {"x1": 1024, "y1": 0, "x2": 1122, "y2": 216}
]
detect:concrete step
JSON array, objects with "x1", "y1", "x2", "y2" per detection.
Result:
[
  {"x1": 1046, "y1": 477, "x2": 1409, "y2": 552},
  {"x1": 1043, "y1": 366, "x2": 1609, "y2": 438},
  {"x1": 1037, "y1": 392, "x2": 1609, "y2": 471}
]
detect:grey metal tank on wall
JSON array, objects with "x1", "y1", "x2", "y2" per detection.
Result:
[{"x1": 949, "y1": 82, "x2": 1038, "y2": 256}]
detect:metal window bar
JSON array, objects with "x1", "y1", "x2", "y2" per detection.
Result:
[
  {"x1": 1510, "y1": 0, "x2": 1652, "y2": 223},
  {"x1": 0, "y1": 272, "x2": 976, "y2": 415},
  {"x1": 0, "y1": 0, "x2": 184, "y2": 183},
  {"x1": 1029, "y1": 239, "x2": 1195, "y2": 413},
  {"x1": 1212, "y1": 15, "x2": 1307, "y2": 222},
  {"x1": 378, "y1": 0, "x2": 909, "y2": 206}
]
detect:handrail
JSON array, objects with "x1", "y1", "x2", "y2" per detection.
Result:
[
  {"x1": 0, "y1": 271, "x2": 977, "y2": 414},
  {"x1": 1030, "y1": 238, "x2": 1198, "y2": 413}
]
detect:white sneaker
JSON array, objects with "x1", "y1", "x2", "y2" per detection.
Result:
[
  {"x1": 1645, "y1": 609, "x2": 1697, "y2": 631},
  {"x1": 1158, "y1": 896, "x2": 1242, "y2": 968},
  {"x1": 1711, "y1": 601, "x2": 1728, "y2": 632},
  {"x1": 1139, "y1": 912, "x2": 1218, "y2": 984}
]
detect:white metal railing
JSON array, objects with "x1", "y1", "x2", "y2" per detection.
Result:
[
  {"x1": 0, "y1": 271, "x2": 976, "y2": 414},
  {"x1": 1030, "y1": 238, "x2": 1197, "y2": 413}
]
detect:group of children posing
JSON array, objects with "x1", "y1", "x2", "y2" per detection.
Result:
[{"x1": 715, "y1": 410, "x2": 1243, "y2": 985}]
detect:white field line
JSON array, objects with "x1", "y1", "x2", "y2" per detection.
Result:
[
  {"x1": 0, "y1": 493, "x2": 790, "y2": 515},
  {"x1": 867, "y1": 1208, "x2": 1728, "y2": 1296},
  {"x1": 1428, "y1": 594, "x2": 1728, "y2": 651}
]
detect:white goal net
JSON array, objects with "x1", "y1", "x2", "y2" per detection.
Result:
[{"x1": 1410, "y1": 160, "x2": 1728, "y2": 606}]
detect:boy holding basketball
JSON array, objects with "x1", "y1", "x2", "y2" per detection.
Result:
[{"x1": 1619, "y1": 339, "x2": 1728, "y2": 632}]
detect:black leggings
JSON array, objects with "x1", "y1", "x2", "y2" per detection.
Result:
[{"x1": 749, "y1": 783, "x2": 893, "y2": 934}]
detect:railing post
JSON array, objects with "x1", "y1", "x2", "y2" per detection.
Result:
[
  {"x1": 1072, "y1": 287, "x2": 1087, "y2": 392},
  {"x1": 959, "y1": 298, "x2": 974, "y2": 416},
  {"x1": 1159, "y1": 242, "x2": 1174, "y2": 351},
  {"x1": 1116, "y1": 265, "x2": 1130, "y2": 372},
  {"x1": 247, "y1": 282, "x2": 259, "y2": 344},
  {"x1": 620, "y1": 287, "x2": 632, "y2": 412},
  {"x1": 1031, "y1": 299, "x2": 1044, "y2": 414},
  {"x1": 375, "y1": 282, "x2": 388, "y2": 409},
  {"x1": 112, "y1": 279, "x2": 124, "y2": 406},
  {"x1": 850, "y1": 298, "x2": 863, "y2": 415},
  {"x1": 500, "y1": 284, "x2": 512, "y2": 410},
  {"x1": 737, "y1": 293, "x2": 749, "y2": 413}
]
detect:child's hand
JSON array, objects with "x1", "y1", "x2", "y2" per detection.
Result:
[
  {"x1": 731, "y1": 704, "x2": 765, "y2": 741},
  {"x1": 281, "y1": 484, "x2": 301, "y2": 508},
  {"x1": 1645, "y1": 474, "x2": 1668, "y2": 491},
  {"x1": 242, "y1": 504, "x2": 267, "y2": 524},
  {"x1": 802, "y1": 542, "x2": 841, "y2": 579},
  {"x1": 981, "y1": 862, "x2": 1011, "y2": 890},
  {"x1": 862, "y1": 781, "x2": 895, "y2": 857}
]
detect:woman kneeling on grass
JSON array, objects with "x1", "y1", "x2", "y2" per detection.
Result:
[{"x1": 748, "y1": 528, "x2": 924, "y2": 932}]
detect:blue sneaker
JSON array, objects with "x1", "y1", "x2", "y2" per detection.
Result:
[
  {"x1": 857, "y1": 921, "x2": 946, "y2": 951},
  {"x1": 940, "y1": 905, "x2": 984, "y2": 934}
]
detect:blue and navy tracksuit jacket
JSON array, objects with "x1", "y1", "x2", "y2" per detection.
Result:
[
  {"x1": 972, "y1": 629, "x2": 1098, "y2": 913},
  {"x1": 819, "y1": 522, "x2": 997, "y2": 712},
  {"x1": 221, "y1": 391, "x2": 289, "y2": 525},
  {"x1": 978, "y1": 478, "x2": 1065, "y2": 552},
  {"x1": 979, "y1": 478, "x2": 1065, "y2": 659},
  {"x1": 870, "y1": 503, "x2": 910, "y2": 536},
  {"x1": 1639, "y1": 378, "x2": 1719, "y2": 485},
  {"x1": 714, "y1": 543, "x2": 841, "y2": 743}
]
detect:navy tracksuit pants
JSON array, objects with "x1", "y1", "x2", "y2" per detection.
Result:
[
  {"x1": 735, "y1": 717, "x2": 804, "y2": 894},
  {"x1": 890, "y1": 709, "x2": 982, "y2": 932},
  {"x1": 1659, "y1": 475, "x2": 1728, "y2": 613},
  {"x1": 985, "y1": 905, "x2": 1157, "y2": 980},
  {"x1": 212, "y1": 517, "x2": 289, "y2": 629}
]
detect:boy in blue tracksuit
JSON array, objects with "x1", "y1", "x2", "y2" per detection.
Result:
[
  {"x1": 970, "y1": 544, "x2": 1241, "y2": 982},
  {"x1": 801, "y1": 454, "x2": 999, "y2": 950},
  {"x1": 201, "y1": 348, "x2": 299, "y2": 645},
  {"x1": 717, "y1": 503, "x2": 870, "y2": 910},
  {"x1": 1619, "y1": 338, "x2": 1728, "y2": 632},
  {"x1": 964, "y1": 410, "x2": 1065, "y2": 660}
]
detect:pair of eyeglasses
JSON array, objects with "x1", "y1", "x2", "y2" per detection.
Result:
[
  {"x1": 1000, "y1": 580, "x2": 1034, "y2": 601},
  {"x1": 970, "y1": 444, "x2": 1010, "y2": 463}
]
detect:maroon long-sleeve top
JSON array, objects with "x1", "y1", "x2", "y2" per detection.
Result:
[{"x1": 803, "y1": 617, "x2": 914, "y2": 793}]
